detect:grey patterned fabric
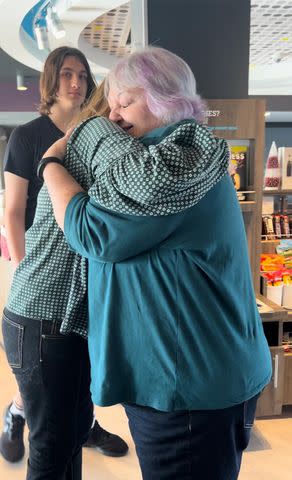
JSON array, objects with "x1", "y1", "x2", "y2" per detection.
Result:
[
  {"x1": 70, "y1": 117, "x2": 230, "y2": 216},
  {"x1": 6, "y1": 117, "x2": 229, "y2": 337}
]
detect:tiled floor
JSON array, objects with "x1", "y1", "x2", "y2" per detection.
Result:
[{"x1": 0, "y1": 345, "x2": 292, "y2": 479}]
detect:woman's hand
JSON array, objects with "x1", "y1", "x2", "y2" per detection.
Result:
[{"x1": 43, "y1": 128, "x2": 74, "y2": 160}]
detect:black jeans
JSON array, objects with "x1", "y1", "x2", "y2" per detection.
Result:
[
  {"x1": 124, "y1": 394, "x2": 259, "y2": 480},
  {"x1": 2, "y1": 309, "x2": 93, "y2": 480}
]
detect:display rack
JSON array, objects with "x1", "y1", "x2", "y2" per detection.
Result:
[
  {"x1": 207, "y1": 99, "x2": 265, "y2": 293},
  {"x1": 207, "y1": 99, "x2": 292, "y2": 416}
]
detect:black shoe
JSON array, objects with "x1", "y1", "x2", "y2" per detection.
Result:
[
  {"x1": 83, "y1": 420, "x2": 128, "y2": 457},
  {"x1": 0, "y1": 404, "x2": 25, "y2": 463}
]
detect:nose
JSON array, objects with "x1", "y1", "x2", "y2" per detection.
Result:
[
  {"x1": 71, "y1": 74, "x2": 80, "y2": 89},
  {"x1": 109, "y1": 108, "x2": 122, "y2": 122}
]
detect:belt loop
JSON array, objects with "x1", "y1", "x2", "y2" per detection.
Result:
[{"x1": 52, "y1": 319, "x2": 60, "y2": 334}]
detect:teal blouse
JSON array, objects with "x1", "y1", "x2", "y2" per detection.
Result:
[{"x1": 64, "y1": 174, "x2": 272, "y2": 411}]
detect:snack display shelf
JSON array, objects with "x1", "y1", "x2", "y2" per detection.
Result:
[
  {"x1": 257, "y1": 293, "x2": 287, "y2": 323},
  {"x1": 263, "y1": 190, "x2": 292, "y2": 196},
  {"x1": 239, "y1": 201, "x2": 256, "y2": 212}
]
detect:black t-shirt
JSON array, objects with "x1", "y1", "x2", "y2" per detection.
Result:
[{"x1": 4, "y1": 115, "x2": 63, "y2": 230}]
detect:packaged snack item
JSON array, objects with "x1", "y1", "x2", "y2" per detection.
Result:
[
  {"x1": 280, "y1": 214, "x2": 290, "y2": 238},
  {"x1": 273, "y1": 213, "x2": 282, "y2": 239},
  {"x1": 264, "y1": 141, "x2": 280, "y2": 190},
  {"x1": 229, "y1": 145, "x2": 248, "y2": 191},
  {"x1": 262, "y1": 215, "x2": 276, "y2": 240},
  {"x1": 260, "y1": 253, "x2": 284, "y2": 272}
]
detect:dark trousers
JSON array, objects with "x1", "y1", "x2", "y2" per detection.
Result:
[
  {"x1": 2, "y1": 309, "x2": 93, "y2": 480},
  {"x1": 124, "y1": 394, "x2": 259, "y2": 480}
]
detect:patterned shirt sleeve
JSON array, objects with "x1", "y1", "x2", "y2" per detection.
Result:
[
  {"x1": 66, "y1": 116, "x2": 229, "y2": 216},
  {"x1": 64, "y1": 192, "x2": 180, "y2": 263}
]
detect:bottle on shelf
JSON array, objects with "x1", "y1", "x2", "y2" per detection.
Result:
[
  {"x1": 280, "y1": 213, "x2": 290, "y2": 239},
  {"x1": 262, "y1": 215, "x2": 276, "y2": 240},
  {"x1": 287, "y1": 156, "x2": 292, "y2": 177},
  {"x1": 273, "y1": 212, "x2": 282, "y2": 239}
]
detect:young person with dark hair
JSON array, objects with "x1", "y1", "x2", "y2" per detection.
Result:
[{"x1": 1, "y1": 47, "x2": 127, "y2": 477}]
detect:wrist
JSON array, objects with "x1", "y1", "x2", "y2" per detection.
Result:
[{"x1": 37, "y1": 156, "x2": 64, "y2": 181}]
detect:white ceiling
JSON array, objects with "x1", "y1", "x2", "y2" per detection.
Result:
[
  {"x1": 0, "y1": 0, "x2": 141, "y2": 79},
  {"x1": 0, "y1": 0, "x2": 292, "y2": 124},
  {"x1": 249, "y1": 0, "x2": 292, "y2": 95}
]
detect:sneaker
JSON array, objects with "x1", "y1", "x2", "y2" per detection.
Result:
[
  {"x1": 0, "y1": 404, "x2": 25, "y2": 462},
  {"x1": 83, "y1": 420, "x2": 128, "y2": 457}
]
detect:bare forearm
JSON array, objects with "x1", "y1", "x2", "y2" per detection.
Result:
[
  {"x1": 4, "y1": 210, "x2": 25, "y2": 268},
  {"x1": 43, "y1": 163, "x2": 84, "y2": 230}
]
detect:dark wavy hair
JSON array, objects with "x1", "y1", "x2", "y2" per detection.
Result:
[{"x1": 39, "y1": 46, "x2": 96, "y2": 115}]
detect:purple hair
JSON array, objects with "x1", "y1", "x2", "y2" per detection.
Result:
[{"x1": 105, "y1": 47, "x2": 206, "y2": 124}]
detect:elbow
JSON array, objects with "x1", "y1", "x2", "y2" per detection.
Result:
[{"x1": 97, "y1": 249, "x2": 131, "y2": 263}]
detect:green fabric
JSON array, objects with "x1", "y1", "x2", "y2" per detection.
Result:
[
  {"x1": 7, "y1": 118, "x2": 226, "y2": 336},
  {"x1": 64, "y1": 175, "x2": 272, "y2": 410}
]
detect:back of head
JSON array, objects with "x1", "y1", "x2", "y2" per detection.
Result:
[
  {"x1": 105, "y1": 46, "x2": 205, "y2": 124},
  {"x1": 39, "y1": 46, "x2": 96, "y2": 115},
  {"x1": 79, "y1": 80, "x2": 110, "y2": 122}
]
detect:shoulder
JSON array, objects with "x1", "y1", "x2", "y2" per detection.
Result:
[
  {"x1": 70, "y1": 116, "x2": 124, "y2": 145},
  {"x1": 9, "y1": 115, "x2": 45, "y2": 143},
  {"x1": 21, "y1": 115, "x2": 48, "y2": 134}
]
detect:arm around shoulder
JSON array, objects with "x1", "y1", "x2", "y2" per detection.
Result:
[{"x1": 64, "y1": 192, "x2": 179, "y2": 263}]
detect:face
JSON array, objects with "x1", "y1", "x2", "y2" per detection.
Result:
[
  {"x1": 108, "y1": 87, "x2": 161, "y2": 137},
  {"x1": 55, "y1": 56, "x2": 88, "y2": 110}
]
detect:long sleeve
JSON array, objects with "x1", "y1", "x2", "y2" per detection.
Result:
[
  {"x1": 64, "y1": 192, "x2": 182, "y2": 263},
  {"x1": 66, "y1": 117, "x2": 229, "y2": 217}
]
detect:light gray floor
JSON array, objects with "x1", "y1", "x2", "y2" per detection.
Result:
[{"x1": 0, "y1": 346, "x2": 291, "y2": 480}]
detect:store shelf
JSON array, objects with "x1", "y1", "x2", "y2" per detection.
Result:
[
  {"x1": 261, "y1": 239, "x2": 281, "y2": 253},
  {"x1": 239, "y1": 201, "x2": 256, "y2": 212},
  {"x1": 207, "y1": 98, "x2": 265, "y2": 291},
  {"x1": 261, "y1": 239, "x2": 280, "y2": 244},
  {"x1": 264, "y1": 190, "x2": 292, "y2": 195}
]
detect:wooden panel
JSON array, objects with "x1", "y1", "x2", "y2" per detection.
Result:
[
  {"x1": 207, "y1": 99, "x2": 265, "y2": 293},
  {"x1": 256, "y1": 346, "x2": 285, "y2": 417},
  {"x1": 261, "y1": 240, "x2": 280, "y2": 254},
  {"x1": 206, "y1": 99, "x2": 264, "y2": 139},
  {"x1": 283, "y1": 354, "x2": 292, "y2": 405}
]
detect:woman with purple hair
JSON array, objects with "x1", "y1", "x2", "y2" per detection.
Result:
[{"x1": 40, "y1": 46, "x2": 271, "y2": 480}]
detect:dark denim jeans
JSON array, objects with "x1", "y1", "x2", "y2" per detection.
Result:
[
  {"x1": 2, "y1": 309, "x2": 93, "y2": 480},
  {"x1": 124, "y1": 394, "x2": 259, "y2": 480}
]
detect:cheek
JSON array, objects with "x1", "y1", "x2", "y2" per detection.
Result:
[
  {"x1": 142, "y1": 111, "x2": 160, "y2": 130},
  {"x1": 81, "y1": 86, "x2": 87, "y2": 98}
]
